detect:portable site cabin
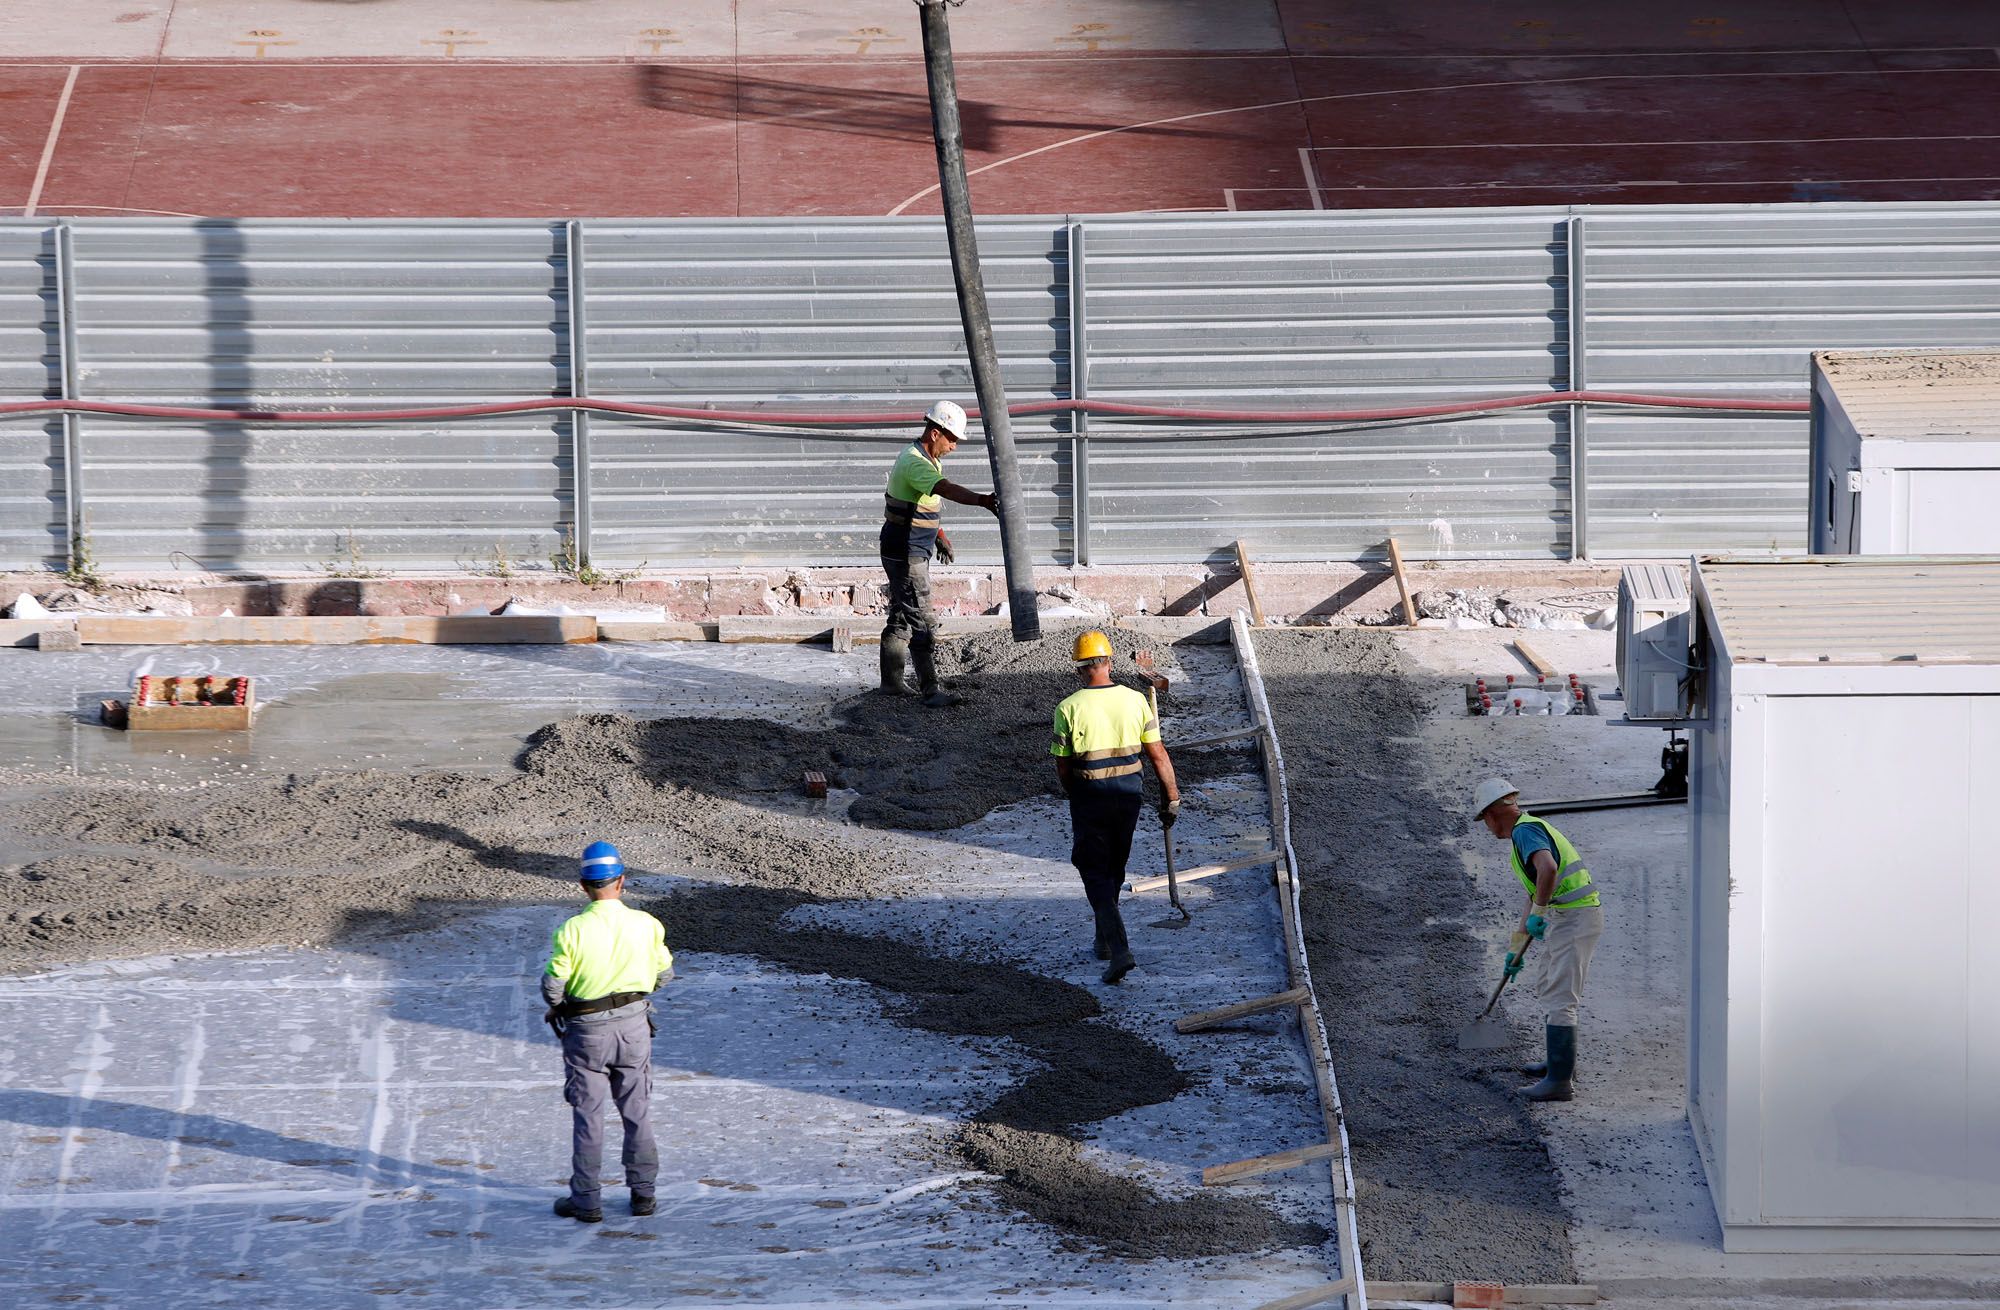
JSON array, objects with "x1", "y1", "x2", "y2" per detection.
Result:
[
  {"x1": 1687, "y1": 556, "x2": 2000, "y2": 1254},
  {"x1": 1809, "y1": 349, "x2": 2000, "y2": 554}
]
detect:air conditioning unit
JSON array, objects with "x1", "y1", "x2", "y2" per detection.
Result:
[{"x1": 1617, "y1": 564, "x2": 1692, "y2": 721}]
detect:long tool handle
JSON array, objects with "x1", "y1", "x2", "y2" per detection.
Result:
[
  {"x1": 1480, "y1": 937, "x2": 1532, "y2": 1018},
  {"x1": 1148, "y1": 683, "x2": 1188, "y2": 919}
]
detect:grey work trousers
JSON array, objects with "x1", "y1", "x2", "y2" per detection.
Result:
[
  {"x1": 880, "y1": 550, "x2": 938, "y2": 650},
  {"x1": 560, "y1": 1004, "x2": 658, "y2": 1208},
  {"x1": 1535, "y1": 903, "x2": 1604, "y2": 1027}
]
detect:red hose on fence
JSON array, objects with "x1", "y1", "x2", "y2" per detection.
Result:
[{"x1": 0, "y1": 390, "x2": 1810, "y2": 426}]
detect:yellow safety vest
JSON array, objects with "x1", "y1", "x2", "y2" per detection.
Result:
[{"x1": 1509, "y1": 815, "x2": 1600, "y2": 909}]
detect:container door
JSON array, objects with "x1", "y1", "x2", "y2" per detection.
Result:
[{"x1": 1758, "y1": 695, "x2": 1994, "y2": 1223}]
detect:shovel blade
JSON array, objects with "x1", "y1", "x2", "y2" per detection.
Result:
[{"x1": 1457, "y1": 1015, "x2": 1512, "y2": 1052}]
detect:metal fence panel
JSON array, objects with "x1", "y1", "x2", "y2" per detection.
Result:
[
  {"x1": 1078, "y1": 213, "x2": 1572, "y2": 560},
  {"x1": 63, "y1": 220, "x2": 572, "y2": 570},
  {"x1": 0, "y1": 223, "x2": 61, "y2": 571},
  {"x1": 8, "y1": 205, "x2": 2000, "y2": 572},
  {"x1": 582, "y1": 219, "x2": 1072, "y2": 566},
  {"x1": 1581, "y1": 205, "x2": 2000, "y2": 555}
]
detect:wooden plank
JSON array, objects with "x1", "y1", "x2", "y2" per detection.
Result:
[
  {"x1": 1127, "y1": 848, "x2": 1279, "y2": 894},
  {"x1": 76, "y1": 616, "x2": 596, "y2": 646},
  {"x1": 0, "y1": 618, "x2": 74, "y2": 648},
  {"x1": 1511, "y1": 638, "x2": 1559, "y2": 677},
  {"x1": 1174, "y1": 986, "x2": 1310, "y2": 1034},
  {"x1": 1201, "y1": 1141, "x2": 1342, "y2": 1186},
  {"x1": 1234, "y1": 539, "x2": 1267, "y2": 627},
  {"x1": 716, "y1": 617, "x2": 881, "y2": 646},
  {"x1": 1385, "y1": 536, "x2": 1419, "y2": 628},
  {"x1": 1366, "y1": 1281, "x2": 1597, "y2": 1306},
  {"x1": 1252, "y1": 1276, "x2": 1357, "y2": 1310},
  {"x1": 1176, "y1": 723, "x2": 1267, "y2": 750},
  {"x1": 598, "y1": 620, "x2": 715, "y2": 643}
]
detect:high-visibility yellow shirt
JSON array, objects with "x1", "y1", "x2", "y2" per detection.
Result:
[
  {"x1": 544, "y1": 899, "x2": 673, "y2": 1001},
  {"x1": 1050, "y1": 684, "x2": 1160, "y2": 796},
  {"x1": 882, "y1": 443, "x2": 946, "y2": 557}
]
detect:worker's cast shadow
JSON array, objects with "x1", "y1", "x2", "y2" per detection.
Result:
[
  {"x1": 0, "y1": 1089, "x2": 496, "y2": 1191},
  {"x1": 393, "y1": 819, "x2": 574, "y2": 882}
]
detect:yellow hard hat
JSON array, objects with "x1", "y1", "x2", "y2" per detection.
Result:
[{"x1": 1072, "y1": 630, "x2": 1112, "y2": 662}]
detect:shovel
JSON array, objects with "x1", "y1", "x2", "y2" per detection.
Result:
[{"x1": 1458, "y1": 939, "x2": 1530, "y2": 1051}]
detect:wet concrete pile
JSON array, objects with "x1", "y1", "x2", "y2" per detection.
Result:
[
  {"x1": 1252, "y1": 629, "x2": 1578, "y2": 1283},
  {"x1": 0, "y1": 627, "x2": 1309, "y2": 1262}
]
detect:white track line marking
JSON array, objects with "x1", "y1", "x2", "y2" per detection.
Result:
[
  {"x1": 1310, "y1": 132, "x2": 2000, "y2": 151},
  {"x1": 885, "y1": 65, "x2": 1999, "y2": 215},
  {"x1": 1298, "y1": 145, "x2": 1324, "y2": 209},
  {"x1": 22, "y1": 64, "x2": 79, "y2": 218}
]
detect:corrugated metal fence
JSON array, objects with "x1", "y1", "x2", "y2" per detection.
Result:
[{"x1": 4, "y1": 204, "x2": 1998, "y2": 572}]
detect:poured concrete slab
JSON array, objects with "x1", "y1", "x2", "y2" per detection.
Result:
[{"x1": 0, "y1": 638, "x2": 1344, "y2": 1305}]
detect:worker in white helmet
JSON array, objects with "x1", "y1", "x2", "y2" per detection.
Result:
[
  {"x1": 1471, "y1": 778, "x2": 1604, "y2": 1102},
  {"x1": 878, "y1": 399, "x2": 998, "y2": 707}
]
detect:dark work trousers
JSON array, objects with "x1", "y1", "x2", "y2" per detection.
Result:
[
  {"x1": 880, "y1": 549, "x2": 937, "y2": 652},
  {"x1": 1069, "y1": 789, "x2": 1143, "y2": 955},
  {"x1": 560, "y1": 1003, "x2": 658, "y2": 1209}
]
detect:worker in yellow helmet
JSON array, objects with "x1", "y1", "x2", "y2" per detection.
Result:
[
  {"x1": 879, "y1": 399, "x2": 999, "y2": 708},
  {"x1": 1050, "y1": 631, "x2": 1181, "y2": 984}
]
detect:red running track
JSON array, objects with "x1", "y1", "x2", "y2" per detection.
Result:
[{"x1": 2, "y1": 5, "x2": 1997, "y2": 218}]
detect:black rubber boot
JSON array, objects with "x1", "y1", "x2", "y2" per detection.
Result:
[
  {"x1": 1092, "y1": 933, "x2": 1111, "y2": 961},
  {"x1": 1101, "y1": 949, "x2": 1137, "y2": 984},
  {"x1": 912, "y1": 641, "x2": 961, "y2": 708},
  {"x1": 878, "y1": 635, "x2": 915, "y2": 696},
  {"x1": 1521, "y1": 1054, "x2": 1548, "y2": 1078},
  {"x1": 1523, "y1": 1025, "x2": 1575, "y2": 1102},
  {"x1": 631, "y1": 1194, "x2": 656, "y2": 1217},
  {"x1": 554, "y1": 1196, "x2": 603, "y2": 1223}
]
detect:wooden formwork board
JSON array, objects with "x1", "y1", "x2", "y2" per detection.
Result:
[
  {"x1": 75, "y1": 616, "x2": 596, "y2": 645},
  {"x1": 1232, "y1": 612, "x2": 1369, "y2": 1308}
]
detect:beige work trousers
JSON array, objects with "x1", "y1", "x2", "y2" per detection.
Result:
[{"x1": 1534, "y1": 903, "x2": 1603, "y2": 1026}]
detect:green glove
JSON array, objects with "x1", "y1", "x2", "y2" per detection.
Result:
[
  {"x1": 1503, "y1": 952, "x2": 1525, "y2": 981},
  {"x1": 1525, "y1": 913, "x2": 1548, "y2": 940}
]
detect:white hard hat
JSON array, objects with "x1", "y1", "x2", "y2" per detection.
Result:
[
  {"x1": 923, "y1": 399, "x2": 967, "y2": 440},
  {"x1": 1471, "y1": 777, "x2": 1519, "y2": 820}
]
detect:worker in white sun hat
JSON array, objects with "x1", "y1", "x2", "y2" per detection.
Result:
[
  {"x1": 877, "y1": 399, "x2": 999, "y2": 708},
  {"x1": 1471, "y1": 778, "x2": 1604, "y2": 1103}
]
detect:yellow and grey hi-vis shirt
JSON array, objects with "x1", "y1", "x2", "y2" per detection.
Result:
[
  {"x1": 881, "y1": 443, "x2": 946, "y2": 558},
  {"x1": 1050, "y1": 684, "x2": 1161, "y2": 797}
]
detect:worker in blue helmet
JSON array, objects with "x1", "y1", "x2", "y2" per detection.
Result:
[{"x1": 540, "y1": 840, "x2": 674, "y2": 1223}]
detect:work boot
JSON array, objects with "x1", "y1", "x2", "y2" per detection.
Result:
[
  {"x1": 911, "y1": 641, "x2": 961, "y2": 708},
  {"x1": 1101, "y1": 948, "x2": 1137, "y2": 985},
  {"x1": 631, "y1": 1193, "x2": 656, "y2": 1217},
  {"x1": 877, "y1": 635, "x2": 916, "y2": 696},
  {"x1": 553, "y1": 1196, "x2": 603, "y2": 1224},
  {"x1": 1523, "y1": 1024, "x2": 1576, "y2": 1102}
]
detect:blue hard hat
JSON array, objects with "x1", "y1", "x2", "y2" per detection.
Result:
[{"x1": 580, "y1": 840, "x2": 625, "y2": 883}]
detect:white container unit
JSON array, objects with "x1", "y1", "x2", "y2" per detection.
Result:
[
  {"x1": 1809, "y1": 349, "x2": 2000, "y2": 554},
  {"x1": 1687, "y1": 556, "x2": 2000, "y2": 1253}
]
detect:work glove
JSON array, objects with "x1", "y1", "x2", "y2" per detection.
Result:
[
  {"x1": 542, "y1": 1005, "x2": 567, "y2": 1038},
  {"x1": 1503, "y1": 952, "x2": 1525, "y2": 981},
  {"x1": 978, "y1": 492, "x2": 999, "y2": 514},
  {"x1": 1525, "y1": 912, "x2": 1548, "y2": 941},
  {"x1": 1159, "y1": 797, "x2": 1181, "y2": 829},
  {"x1": 934, "y1": 538, "x2": 955, "y2": 565}
]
